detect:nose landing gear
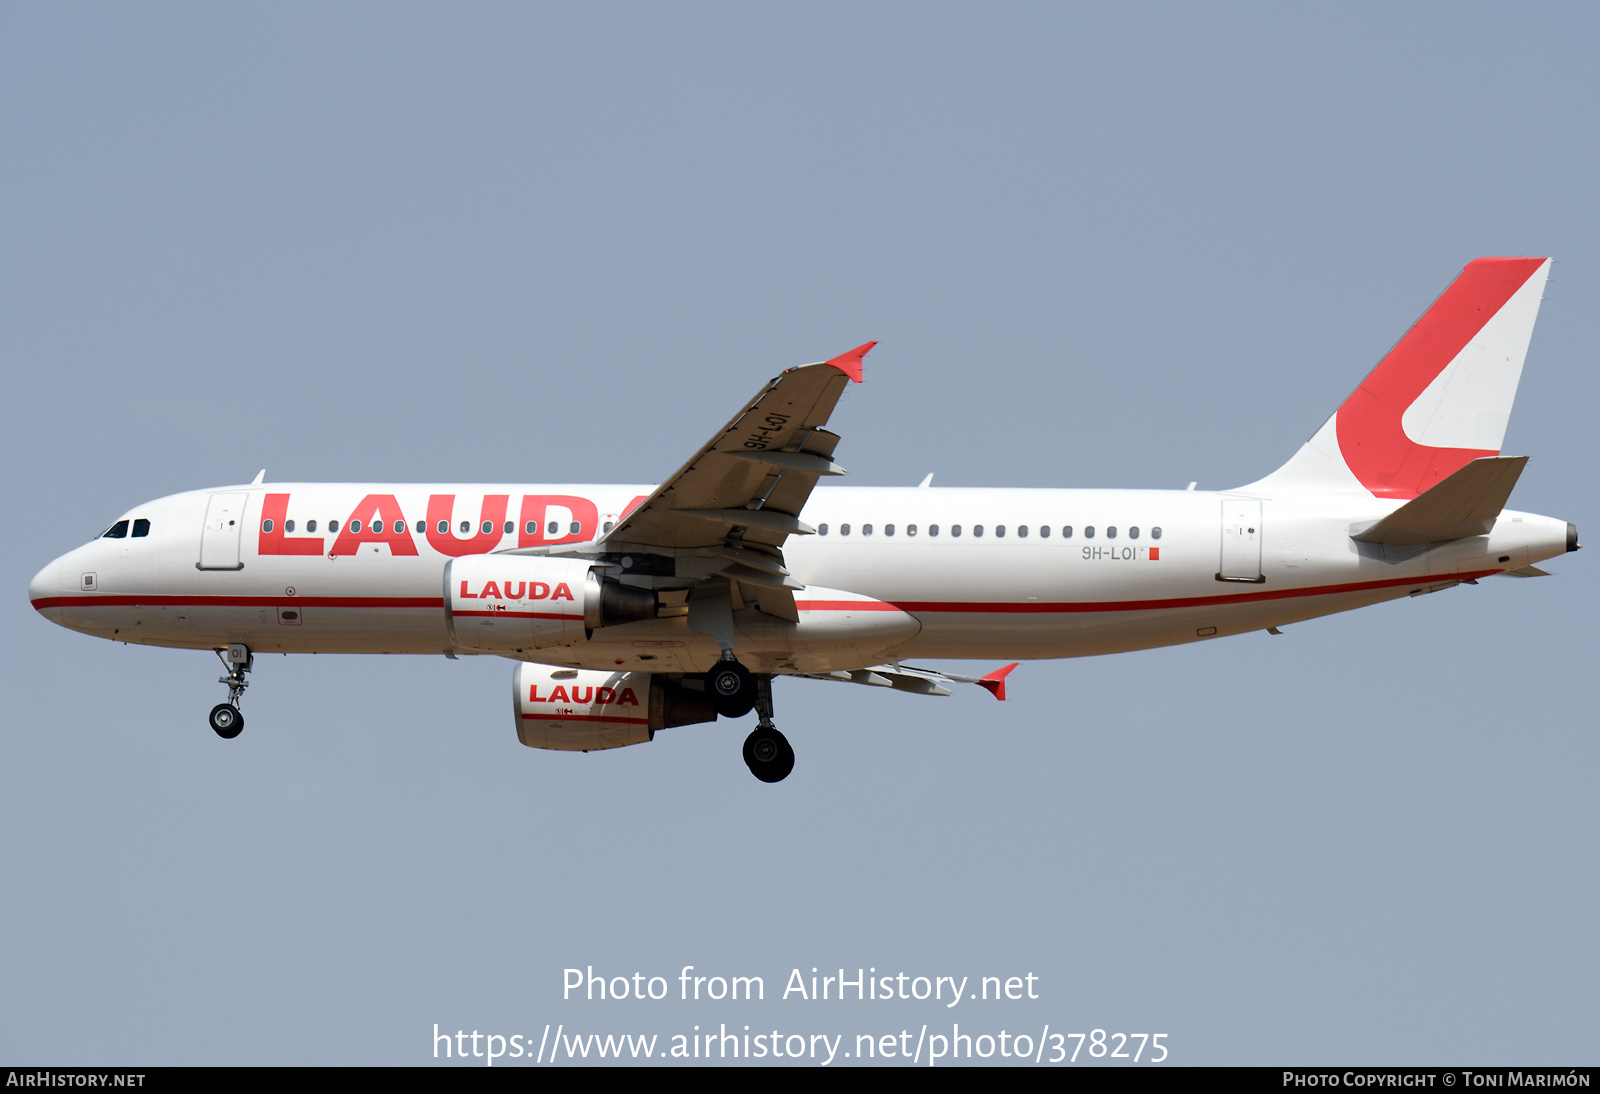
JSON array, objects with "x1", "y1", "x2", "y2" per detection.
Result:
[
  {"x1": 210, "y1": 643, "x2": 252, "y2": 739},
  {"x1": 741, "y1": 674, "x2": 794, "y2": 783}
]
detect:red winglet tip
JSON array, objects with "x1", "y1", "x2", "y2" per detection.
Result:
[
  {"x1": 824, "y1": 341, "x2": 877, "y2": 383},
  {"x1": 976, "y1": 662, "x2": 1020, "y2": 701}
]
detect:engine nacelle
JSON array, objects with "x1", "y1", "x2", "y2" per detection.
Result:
[
  {"x1": 444, "y1": 555, "x2": 656, "y2": 652},
  {"x1": 512, "y1": 664, "x2": 717, "y2": 751}
]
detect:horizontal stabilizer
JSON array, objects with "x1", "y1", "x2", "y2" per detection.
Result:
[
  {"x1": 1500, "y1": 565, "x2": 1551, "y2": 578},
  {"x1": 1350, "y1": 456, "x2": 1527, "y2": 546}
]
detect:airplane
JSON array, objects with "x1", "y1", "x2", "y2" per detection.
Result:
[{"x1": 27, "y1": 257, "x2": 1578, "y2": 782}]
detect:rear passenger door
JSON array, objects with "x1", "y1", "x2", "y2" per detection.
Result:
[{"x1": 1218, "y1": 498, "x2": 1264, "y2": 583}]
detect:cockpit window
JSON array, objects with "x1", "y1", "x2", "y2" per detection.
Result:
[
  {"x1": 102, "y1": 520, "x2": 129, "y2": 539},
  {"x1": 131, "y1": 518, "x2": 150, "y2": 537}
]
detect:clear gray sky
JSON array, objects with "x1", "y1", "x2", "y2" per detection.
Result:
[{"x1": 3, "y1": 2, "x2": 1596, "y2": 1065}]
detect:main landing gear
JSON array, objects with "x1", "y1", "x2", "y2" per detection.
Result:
[
  {"x1": 707, "y1": 657, "x2": 758, "y2": 718},
  {"x1": 739, "y1": 670, "x2": 794, "y2": 784},
  {"x1": 210, "y1": 643, "x2": 252, "y2": 740},
  {"x1": 707, "y1": 657, "x2": 793, "y2": 781}
]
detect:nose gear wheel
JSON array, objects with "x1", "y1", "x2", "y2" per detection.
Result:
[
  {"x1": 209, "y1": 703, "x2": 244, "y2": 739},
  {"x1": 210, "y1": 644, "x2": 253, "y2": 739}
]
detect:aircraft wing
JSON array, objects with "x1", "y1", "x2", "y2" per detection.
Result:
[
  {"x1": 794, "y1": 662, "x2": 1020, "y2": 700},
  {"x1": 594, "y1": 342, "x2": 874, "y2": 618}
]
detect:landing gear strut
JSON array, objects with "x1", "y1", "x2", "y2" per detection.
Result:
[
  {"x1": 741, "y1": 674, "x2": 794, "y2": 783},
  {"x1": 210, "y1": 643, "x2": 251, "y2": 739}
]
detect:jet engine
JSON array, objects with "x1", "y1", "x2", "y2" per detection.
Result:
[
  {"x1": 444, "y1": 555, "x2": 656, "y2": 652},
  {"x1": 512, "y1": 664, "x2": 717, "y2": 751}
]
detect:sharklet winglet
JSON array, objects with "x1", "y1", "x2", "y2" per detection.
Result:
[
  {"x1": 977, "y1": 662, "x2": 1019, "y2": 701},
  {"x1": 823, "y1": 341, "x2": 877, "y2": 383}
]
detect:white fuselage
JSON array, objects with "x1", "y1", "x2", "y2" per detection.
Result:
[{"x1": 28, "y1": 482, "x2": 1572, "y2": 675}]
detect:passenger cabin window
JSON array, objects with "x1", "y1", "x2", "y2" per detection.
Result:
[
  {"x1": 951, "y1": 525, "x2": 961, "y2": 537},
  {"x1": 351, "y1": 520, "x2": 363, "y2": 533},
  {"x1": 907, "y1": 524, "x2": 918, "y2": 536},
  {"x1": 329, "y1": 521, "x2": 340, "y2": 533},
  {"x1": 283, "y1": 520, "x2": 295, "y2": 533},
  {"x1": 1062, "y1": 525, "x2": 1072, "y2": 538},
  {"x1": 1152, "y1": 526, "x2": 1163, "y2": 540},
  {"x1": 570, "y1": 522, "x2": 581, "y2": 535},
  {"x1": 863, "y1": 524, "x2": 873, "y2": 536},
  {"x1": 504, "y1": 521, "x2": 514, "y2": 534},
  {"x1": 548, "y1": 521, "x2": 559, "y2": 535},
  {"x1": 1018, "y1": 525, "x2": 1028, "y2": 537},
  {"x1": 973, "y1": 525, "x2": 984, "y2": 537},
  {"x1": 840, "y1": 523, "x2": 851, "y2": 536},
  {"x1": 459, "y1": 521, "x2": 471, "y2": 534},
  {"x1": 995, "y1": 525, "x2": 1005, "y2": 538},
  {"x1": 481, "y1": 521, "x2": 494, "y2": 535},
  {"x1": 818, "y1": 523, "x2": 829, "y2": 535},
  {"x1": 103, "y1": 520, "x2": 129, "y2": 539},
  {"x1": 1039, "y1": 525, "x2": 1050, "y2": 538},
  {"x1": 1084, "y1": 526, "x2": 1094, "y2": 538},
  {"x1": 261, "y1": 519, "x2": 274, "y2": 533},
  {"x1": 1129, "y1": 526, "x2": 1140, "y2": 539},
  {"x1": 307, "y1": 520, "x2": 318, "y2": 533},
  {"x1": 1106, "y1": 526, "x2": 1117, "y2": 539},
  {"x1": 885, "y1": 524, "x2": 895, "y2": 536},
  {"x1": 929, "y1": 524, "x2": 939, "y2": 536},
  {"x1": 415, "y1": 521, "x2": 425, "y2": 534}
]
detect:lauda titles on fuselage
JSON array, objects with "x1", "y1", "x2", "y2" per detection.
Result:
[{"x1": 29, "y1": 259, "x2": 1579, "y2": 781}]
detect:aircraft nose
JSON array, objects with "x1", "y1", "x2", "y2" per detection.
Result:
[{"x1": 29, "y1": 557, "x2": 63, "y2": 623}]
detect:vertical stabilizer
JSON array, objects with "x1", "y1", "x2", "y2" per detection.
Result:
[{"x1": 1243, "y1": 257, "x2": 1550, "y2": 499}]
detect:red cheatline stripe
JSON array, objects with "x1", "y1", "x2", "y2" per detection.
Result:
[
  {"x1": 520, "y1": 713, "x2": 650, "y2": 725},
  {"x1": 30, "y1": 594, "x2": 442, "y2": 610},
  {"x1": 451, "y1": 610, "x2": 582, "y2": 621},
  {"x1": 882, "y1": 570, "x2": 1499, "y2": 613},
  {"x1": 33, "y1": 570, "x2": 1498, "y2": 618}
]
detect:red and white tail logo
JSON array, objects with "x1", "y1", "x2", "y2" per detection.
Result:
[{"x1": 1248, "y1": 257, "x2": 1550, "y2": 500}]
